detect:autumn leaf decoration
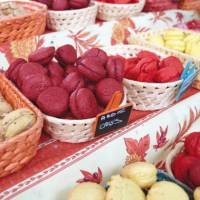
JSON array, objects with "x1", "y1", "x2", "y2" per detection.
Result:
[
  {"x1": 111, "y1": 18, "x2": 135, "y2": 45},
  {"x1": 150, "y1": 11, "x2": 173, "y2": 24},
  {"x1": 69, "y1": 29, "x2": 101, "y2": 55},
  {"x1": 166, "y1": 107, "x2": 200, "y2": 151},
  {"x1": 153, "y1": 126, "x2": 169, "y2": 150},
  {"x1": 176, "y1": 12, "x2": 184, "y2": 24},
  {"x1": 124, "y1": 135, "x2": 150, "y2": 165},
  {"x1": 77, "y1": 168, "x2": 103, "y2": 184}
]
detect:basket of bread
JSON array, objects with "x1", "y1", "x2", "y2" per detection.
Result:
[{"x1": 0, "y1": 73, "x2": 43, "y2": 178}]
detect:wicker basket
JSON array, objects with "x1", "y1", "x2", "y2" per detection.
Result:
[
  {"x1": 96, "y1": 0, "x2": 145, "y2": 21},
  {"x1": 102, "y1": 44, "x2": 183, "y2": 111},
  {"x1": 0, "y1": 0, "x2": 47, "y2": 44},
  {"x1": 47, "y1": 3, "x2": 98, "y2": 31},
  {"x1": 179, "y1": 0, "x2": 200, "y2": 11},
  {"x1": 0, "y1": 73, "x2": 43, "y2": 178},
  {"x1": 44, "y1": 88, "x2": 127, "y2": 143},
  {"x1": 137, "y1": 28, "x2": 200, "y2": 90}
]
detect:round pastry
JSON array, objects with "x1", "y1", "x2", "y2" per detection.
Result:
[
  {"x1": 77, "y1": 57, "x2": 106, "y2": 82},
  {"x1": 148, "y1": 35, "x2": 165, "y2": 47},
  {"x1": 52, "y1": 0, "x2": 69, "y2": 10},
  {"x1": 121, "y1": 162, "x2": 157, "y2": 188},
  {"x1": 154, "y1": 66, "x2": 179, "y2": 83},
  {"x1": 47, "y1": 61, "x2": 64, "y2": 78},
  {"x1": 106, "y1": 175, "x2": 145, "y2": 200},
  {"x1": 0, "y1": 108, "x2": 36, "y2": 138},
  {"x1": 194, "y1": 187, "x2": 200, "y2": 200},
  {"x1": 56, "y1": 44, "x2": 77, "y2": 65},
  {"x1": 28, "y1": 47, "x2": 55, "y2": 65},
  {"x1": 137, "y1": 51, "x2": 160, "y2": 61},
  {"x1": 159, "y1": 56, "x2": 183, "y2": 75},
  {"x1": 51, "y1": 75, "x2": 63, "y2": 86},
  {"x1": 81, "y1": 48, "x2": 108, "y2": 66},
  {"x1": 69, "y1": 0, "x2": 90, "y2": 9},
  {"x1": 165, "y1": 40, "x2": 185, "y2": 52},
  {"x1": 188, "y1": 160, "x2": 200, "y2": 188},
  {"x1": 62, "y1": 72, "x2": 85, "y2": 93},
  {"x1": 37, "y1": 87, "x2": 69, "y2": 117},
  {"x1": 106, "y1": 56, "x2": 125, "y2": 82},
  {"x1": 146, "y1": 181, "x2": 189, "y2": 200},
  {"x1": 0, "y1": 94, "x2": 12, "y2": 118},
  {"x1": 184, "y1": 34, "x2": 200, "y2": 54},
  {"x1": 6, "y1": 58, "x2": 27, "y2": 83},
  {"x1": 69, "y1": 88, "x2": 99, "y2": 119},
  {"x1": 190, "y1": 43, "x2": 200, "y2": 58},
  {"x1": 163, "y1": 30, "x2": 185, "y2": 41},
  {"x1": 65, "y1": 64, "x2": 77, "y2": 75},
  {"x1": 95, "y1": 78, "x2": 123, "y2": 106},
  {"x1": 37, "y1": 0, "x2": 52, "y2": 8},
  {"x1": 17, "y1": 62, "x2": 47, "y2": 87},
  {"x1": 21, "y1": 74, "x2": 52, "y2": 102},
  {"x1": 68, "y1": 182, "x2": 106, "y2": 200}
]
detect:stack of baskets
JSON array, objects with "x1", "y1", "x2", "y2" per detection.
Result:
[
  {"x1": 0, "y1": 0, "x2": 47, "y2": 44},
  {"x1": 0, "y1": 73, "x2": 43, "y2": 178}
]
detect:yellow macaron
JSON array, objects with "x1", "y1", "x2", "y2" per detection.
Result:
[
  {"x1": 165, "y1": 40, "x2": 185, "y2": 52},
  {"x1": 148, "y1": 35, "x2": 165, "y2": 47},
  {"x1": 164, "y1": 29, "x2": 185, "y2": 41}
]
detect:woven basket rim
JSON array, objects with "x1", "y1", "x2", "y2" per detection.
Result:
[
  {"x1": 0, "y1": 73, "x2": 43, "y2": 151},
  {"x1": 44, "y1": 87, "x2": 127, "y2": 124},
  {"x1": 0, "y1": 0, "x2": 47, "y2": 23},
  {"x1": 124, "y1": 78, "x2": 183, "y2": 87},
  {"x1": 48, "y1": 2, "x2": 97, "y2": 14},
  {"x1": 102, "y1": 44, "x2": 167, "y2": 58},
  {"x1": 96, "y1": 0, "x2": 143, "y2": 7}
]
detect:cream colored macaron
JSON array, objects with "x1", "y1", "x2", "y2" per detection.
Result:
[
  {"x1": 121, "y1": 162, "x2": 157, "y2": 188},
  {"x1": 106, "y1": 175, "x2": 145, "y2": 200},
  {"x1": 148, "y1": 35, "x2": 165, "y2": 47},
  {"x1": 163, "y1": 29, "x2": 185, "y2": 41},
  {"x1": 68, "y1": 182, "x2": 106, "y2": 200},
  {"x1": 194, "y1": 187, "x2": 200, "y2": 200},
  {"x1": 190, "y1": 42, "x2": 200, "y2": 58},
  {"x1": 185, "y1": 34, "x2": 200, "y2": 54},
  {"x1": 146, "y1": 181, "x2": 189, "y2": 200},
  {"x1": 0, "y1": 94, "x2": 12, "y2": 117},
  {"x1": 0, "y1": 108, "x2": 36, "y2": 138},
  {"x1": 165, "y1": 40, "x2": 185, "y2": 52}
]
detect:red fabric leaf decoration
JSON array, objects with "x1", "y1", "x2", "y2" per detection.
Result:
[
  {"x1": 124, "y1": 138, "x2": 139, "y2": 155},
  {"x1": 138, "y1": 135, "x2": 150, "y2": 158}
]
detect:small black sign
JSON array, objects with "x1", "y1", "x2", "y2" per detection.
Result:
[{"x1": 94, "y1": 103, "x2": 133, "y2": 136}]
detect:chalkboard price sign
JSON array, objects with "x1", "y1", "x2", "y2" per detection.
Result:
[{"x1": 94, "y1": 103, "x2": 133, "y2": 136}]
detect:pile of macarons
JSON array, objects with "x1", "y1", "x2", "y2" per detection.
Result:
[
  {"x1": 35, "y1": 0, "x2": 90, "y2": 10},
  {"x1": 124, "y1": 51, "x2": 183, "y2": 83},
  {"x1": 147, "y1": 29, "x2": 200, "y2": 58},
  {"x1": 6, "y1": 45, "x2": 124, "y2": 119}
]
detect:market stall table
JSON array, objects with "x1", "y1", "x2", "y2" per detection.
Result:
[{"x1": 0, "y1": 8, "x2": 199, "y2": 200}]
